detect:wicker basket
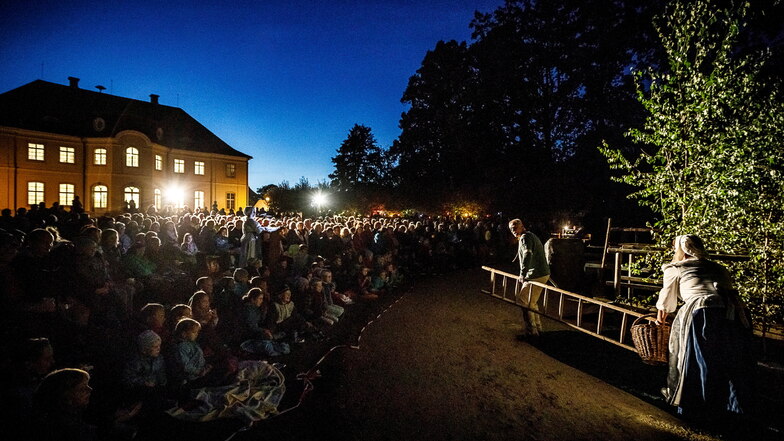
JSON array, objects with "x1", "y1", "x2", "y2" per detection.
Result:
[{"x1": 631, "y1": 314, "x2": 671, "y2": 365}]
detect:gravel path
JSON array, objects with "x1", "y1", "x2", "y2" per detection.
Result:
[{"x1": 230, "y1": 268, "x2": 743, "y2": 441}]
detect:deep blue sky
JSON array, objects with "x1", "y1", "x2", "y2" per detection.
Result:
[{"x1": 0, "y1": 0, "x2": 502, "y2": 189}]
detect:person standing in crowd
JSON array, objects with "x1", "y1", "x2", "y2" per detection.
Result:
[
  {"x1": 508, "y1": 218, "x2": 550, "y2": 341},
  {"x1": 656, "y1": 234, "x2": 753, "y2": 421},
  {"x1": 239, "y1": 207, "x2": 263, "y2": 268}
]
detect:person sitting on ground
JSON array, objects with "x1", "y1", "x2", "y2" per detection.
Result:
[
  {"x1": 322, "y1": 269, "x2": 353, "y2": 306},
  {"x1": 232, "y1": 268, "x2": 251, "y2": 299},
  {"x1": 369, "y1": 269, "x2": 389, "y2": 296},
  {"x1": 121, "y1": 330, "x2": 168, "y2": 413},
  {"x1": 385, "y1": 262, "x2": 404, "y2": 291},
  {"x1": 188, "y1": 291, "x2": 218, "y2": 331},
  {"x1": 195, "y1": 276, "x2": 214, "y2": 298},
  {"x1": 310, "y1": 276, "x2": 344, "y2": 326},
  {"x1": 236, "y1": 288, "x2": 289, "y2": 357},
  {"x1": 31, "y1": 368, "x2": 141, "y2": 441},
  {"x1": 187, "y1": 291, "x2": 224, "y2": 358},
  {"x1": 180, "y1": 232, "x2": 198, "y2": 256},
  {"x1": 267, "y1": 286, "x2": 315, "y2": 343},
  {"x1": 238, "y1": 288, "x2": 273, "y2": 342},
  {"x1": 245, "y1": 257, "x2": 262, "y2": 279},
  {"x1": 0, "y1": 337, "x2": 56, "y2": 434},
  {"x1": 291, "y1": 244, "x2": 311, "y2": 277},
  {"x1": 166, "y1": 318, "x2": 212, "y2": 390},
  {"x1": 128, "y1": 303, "x2": 168, "y2": 345},
  {"x1": 354, "y1": 266, "x2": 378, "y2": 301},
  {"x1": 167, "y1": 304, "x2": 192, "y2": 340},
  {"x1": 187, "y1": 290, "x2": 237, "y2": 378}
]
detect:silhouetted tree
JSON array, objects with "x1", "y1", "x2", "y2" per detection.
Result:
[
  {"x1": 330, "y1": 124, "x2": 387, "y2": 190},
  {"x1": 392, "y1": 0, "x2": 664, "y2": 222}
]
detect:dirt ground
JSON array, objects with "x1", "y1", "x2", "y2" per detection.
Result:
[{"x1": 152, "y1": 268, "x2": 783, "y2": 441}]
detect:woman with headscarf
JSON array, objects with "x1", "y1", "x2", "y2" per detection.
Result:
[{"x1": 656, "y1": 234, "x2": 753, "y2": 420}]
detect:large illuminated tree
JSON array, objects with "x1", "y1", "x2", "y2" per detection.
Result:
[{"x1": 601, "y1": 0, "x2": 784, "y2": 325}]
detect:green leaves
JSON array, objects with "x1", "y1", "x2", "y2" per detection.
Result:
[{"x1": 600, "y1": 0, "x2": 784, "y2": 326}]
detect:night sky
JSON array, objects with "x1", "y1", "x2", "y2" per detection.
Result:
[{"x1": 0, "y1": 0, "x2": 503, "y2": 189}]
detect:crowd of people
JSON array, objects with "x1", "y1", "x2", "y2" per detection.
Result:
[{"x1": 0, "y1": 202, "x2": 512, "y2": 440}]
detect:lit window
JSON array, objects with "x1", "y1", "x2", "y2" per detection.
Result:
[
  {"x1": 126, "y1": 147, "x2": 139, "y2": 167},
  {"x1": 174, "y1": 159, "x2": 185, "y2": 173},
  {"x1": 28, "y1": 182, "x2": 44, "y2": 205},
  {"x1": 124, "y1": 186, "x2": 140, "y2": 208},
  {"x1": 194, "y1": 191, "x2": 204, "y2": 209},
  {"x1": 28, "y1": 143, "x2": 44, "y2": 161},
  {"x1": 59, "y1": 146, "x2": 75, "y2": 164},
  {"x1": 155, "y1": 155, "x2": 163, "y2": 171},
  {"x1": 226, "y1": 193, "x2": 235, "y2": 210},
  {"x1": 93, "y1": 185, "x2": 108, "y2": 209},
  {"x1": 94, "y1": 148, "x2": 107, "y2": 165},
  {"x1": 225, "y1": 163, "x2": 236, "y2": 178},
  {"x1": 194, "y1": 161, "x2": 205, "y2": 175},
  {"x1": 59, "y1": 183, "x2": 75, "y2": 206},
  {"x1": 154, "y1": 189, "x2": 162, "y2": 209}
]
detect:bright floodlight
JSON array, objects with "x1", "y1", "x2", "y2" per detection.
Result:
[
  {"x1": 164, "y1": 185, "x2": 185, "y2": 207},
  {"x1": 312, "y1": 192, "x2": 328, "y2": 208}
]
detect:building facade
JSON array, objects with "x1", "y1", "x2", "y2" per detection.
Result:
[{"x1": 0, "y1": 77, "x2": 251, "y2": 214}]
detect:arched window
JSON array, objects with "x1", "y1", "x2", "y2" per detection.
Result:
[
  {"x1": 154, "y1": 188, "x2": 162, "y2": 210},
  {"x1": 124, "y1": 186, "x2": 140, "y2": 208},
  {"x1": 125, "y1": 147, "x2": 139, "y2": 167},
  {"x1": 94, "y1": 148, "x2": 107, "y2": 165},
  {"x1": 93, "y1": 185, "x2": 108, "y2": 209}
]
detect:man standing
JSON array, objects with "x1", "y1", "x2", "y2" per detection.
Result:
[{"x1": 509, "y1": 219, "x2": 550, "y2": 340}]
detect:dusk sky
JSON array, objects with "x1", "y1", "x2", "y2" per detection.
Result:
[{"x1": 0, "y1": 0, "x2": 503, "y2": 190}]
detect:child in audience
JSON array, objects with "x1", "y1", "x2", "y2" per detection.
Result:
[
  {"x1": 121, "y1": 330, "x2": 167, "y2": 411},
  {"x1": 355, "y1": 266, "x2": 378, "y2": 301},
  {"x1": 167, "y1": 318, "x2": 211, "y2": 388},
  {"x1": 237, "y1": 288, "x2": 290, "y2": 357},
  {"x1": 195, "y1": 276, "x2": 215, "y2": 297},
  {"x1": 188, "y1": 291, "x2": 218, "y2": 330},
  {"x1": 369, "y1": 269, "x2": 389, "y2": 296},
  {"x1": 310, "y1": 277, "x2": 344, "y2": 325},
  {"x1": 139, "y1": 303, "x2": 167, "y2": 337},
  {"x1": 238, "y1": 288, "x2": 273, "y2": 341},
  {"x1": 232, "y1": 268, "x2": 250, "y2": 299},
  {"x1": 268, "y1": 286, "x2": 314, "y2": 343},
  {"x1": 322, "y1": 269, "x2": 353, "y2": 306},
  {"x1": 169, "y1": 304, "x2": 192, "y2": 322}
]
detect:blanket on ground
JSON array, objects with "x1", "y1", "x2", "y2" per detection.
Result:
[{"x1": 167, "y1": 360, "x2": 285, "y2": 423}]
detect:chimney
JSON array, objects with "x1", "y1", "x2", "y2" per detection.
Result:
[
  {"x1": 68, "y1": 76, "x2": 80, "y2": 88},
  {"x1": 149, "y1": 94, "x2": 159, "y2": 104}
]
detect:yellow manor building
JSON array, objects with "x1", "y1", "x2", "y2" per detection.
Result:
[{"x1": 0, "y1": 77, "x2": 251, "y2": 214}]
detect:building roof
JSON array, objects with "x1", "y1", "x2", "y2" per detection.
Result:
[{"x1": 0, "y1": 79, "x2": 252, "y2": 159}]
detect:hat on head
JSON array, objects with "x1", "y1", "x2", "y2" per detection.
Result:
[{"x1": 137, "y1": 330, "x2": 161, "y2": 353}]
